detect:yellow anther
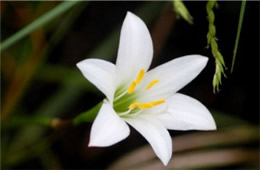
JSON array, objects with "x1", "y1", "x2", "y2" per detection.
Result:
[
  {"x1": 138, "y1": 103, "x2": 153, "y2": 109},
  {"x1": 136, "y1": 69, "x2": 145, "y2": 84},
  {"x1": 128, "y1": 81, "x2": 137, "y2": 94},
  {"x1": 128, "y1": 99, "x2": 166, "y2": 111},
  {"x1": 129, "y1": 102, "x2": 139, "y2": 110},
  {"x1": 151, "y1": 99, "x2": 166, "y2": 106},
  {"x1": 128, "y1": 69, "x2": 145, "y2": 94},
  {"x1": 146, "y1": 79, "x2": 160, "y2": 90}
]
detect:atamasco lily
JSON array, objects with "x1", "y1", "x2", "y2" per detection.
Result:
[{"x1": 77, "y1": 11, "x2": 216, "y2": 166}]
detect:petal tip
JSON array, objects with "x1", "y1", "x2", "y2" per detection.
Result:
[
  {"x1": 192, "y1": 54, "x2": 209, "y2": 63},
  {"x1": 210, "y1": 122, "x2": 217, "y2": 130},
  {"x1": 126, "y1": 11, "x2": 133, "y2": 16},
  {"x1": 191, "y1": 54, "x2": 209, "y2": 71},
  {"x1": 207, "y1": 115, "x2": 217, "y2": 130},
  {"x1": 201, "y1": 55, "x2": 209, "y2": 64},
  {"x1": 88, "y1": 142, "x2": 93, "y2": 147},
  {"x1": 88, "y1": 138, "x2": 107, "y2": 147},
  {"x1": 161, "y1": 156, "x2": 171, "y2": 166},
  {"x1": 124, "y1": 11, "x2": 144, "y2": 26},
  {"x1": 76, "y1": 59, "x2": 90, "y2": 71},
  {"x1": 88, "y1": 140, "x2": 102, "y2": 147},
  {"x1": 126, "y1": 11, "x2": 137, "y2": 19},
  {"x1": 88, "y1": 138, "x2": 98, "y2": 147},
  {"x1": 202, "y1": 119, "x2": 217, "y2": 131},
  {"x1": 76, "y1": 61, "x2": 83, "y2": 69}
]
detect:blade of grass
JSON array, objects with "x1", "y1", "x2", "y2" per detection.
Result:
[
  {"x1": 231, "y1": 0, "x2": 246, "y2": 73},
  {"x1": 0, "y1": 1, "x2": 80, "y2": 52}
]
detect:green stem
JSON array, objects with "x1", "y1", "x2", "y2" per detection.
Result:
[
  {"x1": 0, "y1": 1, "x2": 80, "y2": 53},
  {"x1": 3, "y1": 101, "x2": 102, "y2": 129},
  {"x1": 73, "y1": 101, "x2": 103, "y2": 125},
  {"x1": 4, "y1": 116, "x2": 52, "y2": 129},
  {"x1": 231, "y1": 0, "x2": 246, "y2": 73}
]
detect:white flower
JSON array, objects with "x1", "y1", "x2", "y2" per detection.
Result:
[{"x1": 77, "y1": 11, "x2": 216, "y2": 166}]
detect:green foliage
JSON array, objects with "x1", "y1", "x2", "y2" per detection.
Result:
[
  {"x1": 206, "y1": 0, "x2": 226, "y2": 93},
  {"x1": 173, "y1": 0, "x2": 193, "y2": 24},
  {"x1": 0, "y1": 1, "x2": 80, "y2": 53}
]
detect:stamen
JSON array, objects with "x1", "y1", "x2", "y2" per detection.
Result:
[
  {"x1": 136, "y1": 69, "x2": 145, "y2": 84},
  {"x1": 118, "y1": 109, "x2": 132, "y2": 116},
  {"x1": 127, "y1": 69, "x2": 145, "y2": 94},
  {"x1": 129, "y1": 102, "x2": 139, "y2": 110},
  {"x1": 128, "y1": 81, "x2": 137, "y2": 94},
  {"x1": 146, "y1": 79, "x2": 160, "y2": 90},
  {"x1": 114, "y1": 91, "x2": 127, "y2": 101},
  {"x1": 138, "y1": 103, "x2": 153, "y2": 109},
  {"x1": 151, "y1": 99, "x2": 166, "y2": 106}
]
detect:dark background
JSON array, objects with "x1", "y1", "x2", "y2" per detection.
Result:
[{"x1": 1, "y1": 1, "x2": 259, "y2": 169}]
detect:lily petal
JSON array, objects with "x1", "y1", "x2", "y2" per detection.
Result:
[
  {"x1": 77, "y1": 59, "x2": 116, "y2": 102},
  {"x1": 138, "y1": 55, "x2": 208, "y2": 102},
  {"x1": 89, "y1": 101, "x2": 130, "y2": 147},
  {"x1": 124, "y1": 116, "x2": 172, "y2": 166},
  {"x1": 158, "y1": 93, "x2": 216, "y2": 130},
  {"x1": 116, "y1": 12, "x2": 153, "y2": 87}
]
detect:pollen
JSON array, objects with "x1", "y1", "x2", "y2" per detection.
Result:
[
  {"x1": 128, "y1": 69, "x2": 145, "y2": 94},
  {"x1": 138, "y1": 103, "x2": 154, "y2": 109},
  {"x1": 129, "y1": 102, "x2": 139, "y2": 110},
  {"x1": 146, "y1": 79, "x2": 160, "y2": 90},
  {"x1": 136, "y1": 69, "x2": 145, "y2": 84},
  {"x1": 128, "y1": 81, "x2": 137, "y2": 94},
  {"x1": 151, "y1": 99, "x2": 166, "y2": 106},
  {"x1": 128, "y1": 99, "x2": 166, "y2": 111}
]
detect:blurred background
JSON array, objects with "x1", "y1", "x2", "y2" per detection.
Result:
[{"x1": 1, "y1": 1, "x2": 259, "y2": 169}]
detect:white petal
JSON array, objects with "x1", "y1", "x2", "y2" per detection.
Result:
[
  {"x1": 158, "y1": 93, "x2": 216, "y2": 130},
  {"x1": 77, "y1": 59, "x2": 116, "y2": 102},
  {"x1": 124, "y1": 116, "x2": 172, "y2": 166},
  {"x1": 116, "y1": 12, "x2": 153, "y2": 87},
  {"x1": 138, "y1": 55, "x2": 208, "y2": 102},
  {"x1": 89, "y1": 101, "x2": 130, "y2": 147}
]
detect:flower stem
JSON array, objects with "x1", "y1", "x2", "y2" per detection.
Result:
[{"x1": 73, "y1": 101, "x2": 103, "y2": 125}]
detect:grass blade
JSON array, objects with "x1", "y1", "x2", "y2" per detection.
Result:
[
  {"x1": 231, "y1": 0, "x2": 246, "y2": 73},
  {"x1": 0, "y1": 1, "x2": 80, "y2": 52}
]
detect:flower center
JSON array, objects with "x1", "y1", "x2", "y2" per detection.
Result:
[{"x1": 113, "y1": 68, "x2": 166, "y2": 117}]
